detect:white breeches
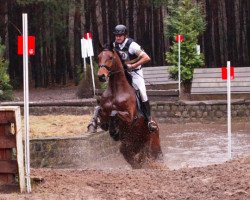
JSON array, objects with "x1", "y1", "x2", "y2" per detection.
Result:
[{"x1": 129, "y1": 69, "x2": 148, "y2": 102}]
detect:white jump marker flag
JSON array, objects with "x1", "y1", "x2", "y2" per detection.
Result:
[
  {"x1": 81, "y1": 32, "x2": 95, "y2": 96},
  {"x1": 85, "y1": 32, "x2": 94, "y2": 57},
  {"x1": 81, "y1": 38, "x2": 87, "y2": 78}
]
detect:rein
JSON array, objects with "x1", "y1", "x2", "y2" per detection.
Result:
[{"x1": 108, "y1": 69, "x2": 125, "y2": 77}]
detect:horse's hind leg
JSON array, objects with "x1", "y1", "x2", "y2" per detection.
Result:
[{"x1": 87, "y1": 106, "x2": 100, "y2": 133}]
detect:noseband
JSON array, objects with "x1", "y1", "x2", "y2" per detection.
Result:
[{"x1": 99, "y1": 64, "x2": 110, "y2": 71}]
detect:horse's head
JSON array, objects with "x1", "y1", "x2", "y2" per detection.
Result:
[{"x1": 97, "y1": 45, "x2": 115, "y2": 82}]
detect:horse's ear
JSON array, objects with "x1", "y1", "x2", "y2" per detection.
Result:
[
  {"x1": 109, "y1": 41, "x2": 114, "y2": 50},
  {"x1": 102, "y1": 42, "x2": 114, "y2": 51},
  {"x1": 98, "y1": 41, "x2": 104, "y2": 51}
]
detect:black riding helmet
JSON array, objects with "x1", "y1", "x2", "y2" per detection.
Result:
[{"x1": 113, "y1": 24, "x2": 127, "y2": 35}]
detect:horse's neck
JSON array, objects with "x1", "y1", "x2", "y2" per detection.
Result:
[{"x1": 108, "y1": 53, "x2": 131, "y2": 92}]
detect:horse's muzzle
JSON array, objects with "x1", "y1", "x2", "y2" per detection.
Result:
[{"x1": 98, "y1": 74, "x2": 107, "y2": 82}]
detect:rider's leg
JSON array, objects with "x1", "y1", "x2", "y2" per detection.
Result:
[
  {"x1": 131, "y1": 70, "x2": 157, "y2": 132},
  {"x1": 141, "y1": 100, "x2": 158, "y2": 132}
]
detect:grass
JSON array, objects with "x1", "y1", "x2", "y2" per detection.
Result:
[{"x1": 23, "y1": 115, "x2": 92, "y2": 139}]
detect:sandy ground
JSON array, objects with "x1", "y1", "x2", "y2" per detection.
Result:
[
  {"x1": 0, "y1": 156, "x2": 249, "y2": 200},
  {"x1": 0, "y1": 87, "x2": 249, "y2": 199},
  {"x1": 2, "y1": 116, "x2": 249, "y2": 200}
]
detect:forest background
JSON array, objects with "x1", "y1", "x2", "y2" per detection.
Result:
[{"x1": 0, "y1": 0, "x2": 249, "y2": 88}]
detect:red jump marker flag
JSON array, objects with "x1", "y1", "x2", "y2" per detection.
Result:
[
  {"x1": 17, "y1": 36, "x2": 35, "y2": 55},
  {"x1": 175, "y1": 35, "x2": 184, "y2": 42},
  {"x1": 221, "y1": 66, "x2": 234, "y2": 80},
  {"x1": 84, "y1": 32, "x2": 92, "y2": 40}
]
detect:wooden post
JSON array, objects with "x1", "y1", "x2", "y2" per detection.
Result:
[{"x1": 0, "y1": 106, "x2": 25, "y2": 192}]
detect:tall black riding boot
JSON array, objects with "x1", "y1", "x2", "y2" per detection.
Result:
[{"x1": 142, "y1": 101, "x2": 158, "y2": 132}]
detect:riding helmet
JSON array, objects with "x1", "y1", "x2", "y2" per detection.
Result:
[{"x1": 113, "y1": 24, "x2": 127, "y2": 35}]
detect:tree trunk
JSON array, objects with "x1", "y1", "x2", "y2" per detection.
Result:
[
  {"x1": 128, "y1": 0, "x2": 134, "y2": 37},
  {"x1": 4, "y1": 0, "x2": 250, "y2": 89},
  {"x1": 0, "y1": 0, "x2": 8, "y2": 57},
  {"x1": 101, "y1": 0, "x2": 108, "y2": 44},
  {"x1": 74, "y1": 0, "x2": 82, "y2": 83},
  {"x1": 90, "y1": 0, "x2": 100, "y2": 57}
]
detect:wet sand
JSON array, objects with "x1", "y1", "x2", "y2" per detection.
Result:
[
  {"x1": 83, "y1": 121, "x2": 250, "y2": 170},
  {"x1": 161, "y1": 121, "x2": 250, "y2": 169}
]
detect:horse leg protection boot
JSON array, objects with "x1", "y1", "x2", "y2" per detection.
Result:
[{"x1": 142, "y1": 101, "x2": 157, "y2": 132}]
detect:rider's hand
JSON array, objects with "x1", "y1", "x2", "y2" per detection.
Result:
[{"x1": 127, "y1": 63, "x2": 135, "y2": 70}]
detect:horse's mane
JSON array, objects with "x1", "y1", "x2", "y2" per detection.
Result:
[{"x1": 103, "y1": 42, "x2": 113, "y2": 51}]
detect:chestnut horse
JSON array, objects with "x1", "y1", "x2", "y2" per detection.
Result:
[{"x1": 88, "y1": 46, "x2": 163, "y2": 168}]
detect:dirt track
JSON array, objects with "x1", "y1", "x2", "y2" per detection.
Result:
[{"x1": 0, "y1": 156, "x2": 249, "y2": 200}]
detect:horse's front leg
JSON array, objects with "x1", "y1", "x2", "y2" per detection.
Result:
[
  {"x1": 116, "y1": 110, "x2": 135, "y2": 124},
  {"x1": 120, "y1": 142, "x2": 143, "y2": 169},
  {"x1": 108, "y1": 110, "x2": 133, "y2": 140},
  {"x1": 109, "y1": 110, "x2": 120, "y2": 140},
  {"x1": 87, "y1": 106, "x2": 100, "y2": 133}
]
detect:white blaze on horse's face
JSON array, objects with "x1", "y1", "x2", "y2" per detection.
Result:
[{"x1": 97, "y1": 50, "x2": 113, "y2": 82}]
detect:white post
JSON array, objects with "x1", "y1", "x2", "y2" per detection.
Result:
[
  {"x1": 178, "y1": 35, "x2": 181, "y2": 96},
  {"x1": 89, "y1": 56, "x2": 95, "y2": 96},
  {"x1": 22, "y1": 13, "x2": 31, "y2": 193},
  {"x1": 81, "y1": 38, "x2": 87, "y2": 79},
  {"x1": 196, "y1": 44, "x2": 200, "y2": 55},
  {"x1": 83, "y1": 57, "x2": 86, "y2": 79},
  {"x1": 227, "y1": 61, "x2": 232, "y2": 160}
]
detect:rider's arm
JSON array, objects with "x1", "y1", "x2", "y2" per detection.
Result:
[
  {"x1": 126, "y1": 42, "x2": 151, "y2": 70},
  {"x1": 127, "y1": 52, "x2": 150, "y2": 69}
]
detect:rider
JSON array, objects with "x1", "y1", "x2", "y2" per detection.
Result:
[{"x1": 113, "y1": 24, "x2": 157, "y2": 132}]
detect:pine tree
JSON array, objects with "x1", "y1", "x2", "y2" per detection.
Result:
[
  {"x1": 0, "y1": 37, "x2": 13, "y2": 100},
  {"x1": 165, "y1": 0, "x2": 206, "y2": 83}
]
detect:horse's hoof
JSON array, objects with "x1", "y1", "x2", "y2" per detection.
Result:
[
  {"x1": 87, "y1": 124, "x2": 97, "y2": 133},
  {"x1": 156, "y1": 153, "x2": 164, "y2": 161},
  {"x1": 112, "y1": 133, "x2": 120, "y2": 141},
  {"x1": 131, "y1": 162, "x2": 143, "y2": 169},
  {"x1": 109, "y1": 130, "x2": 120, "y2": 141},
  {"x1": 100, "y1": 123, "x2": 109, "y2": 131}
]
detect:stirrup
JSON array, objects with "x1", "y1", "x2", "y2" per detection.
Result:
[{"x1": 148, "y1": 120, "x2": 157, "y2": 132}]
